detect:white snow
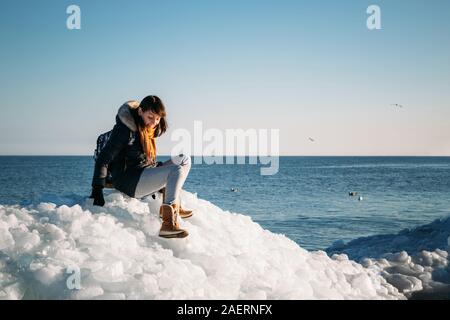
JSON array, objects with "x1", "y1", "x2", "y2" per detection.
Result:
[
  {"x1": 0, "y1": 190, "x2": 406, "y2": 300},
  {"x1": 327, "y1": 216, "x2": 450, "y2": 299}
]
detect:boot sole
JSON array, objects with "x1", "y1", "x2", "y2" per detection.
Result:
[
  {"x1": 159, "y1": 213, "x2": 193, "y2": 219},
  {"x1": 159, "y1": 231, "x2": 189, "y2": 239}
]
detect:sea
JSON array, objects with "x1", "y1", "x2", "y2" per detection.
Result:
[{"x1": 1, "y1": 156, "x2": 449, "y2": 251}]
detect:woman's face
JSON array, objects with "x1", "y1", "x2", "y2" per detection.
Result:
[{"x1": 139, "y1": 108, "x2": 161, "y2": 128}]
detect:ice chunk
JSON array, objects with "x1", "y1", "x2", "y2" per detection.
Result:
[
  {"x1": 1, "y1": 190, "x2": 437, "y2": 300},
  {"x1": 0, "y1": 225, "x2": 15, "y2": 250}
]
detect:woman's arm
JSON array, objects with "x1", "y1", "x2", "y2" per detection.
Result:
[{"x1": 91, "y1": 122, "x2": 130, "y2": 206}]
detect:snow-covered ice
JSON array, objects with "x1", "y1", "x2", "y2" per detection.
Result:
[
  {"x1": 0, "y1": 190, "x2": 448, "y2": 300},
  {"x1": 327, "y1": 216, "x2": 450, "y2": 299}
]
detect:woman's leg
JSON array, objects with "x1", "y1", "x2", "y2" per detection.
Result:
[{"x1": 134, "y1": 154, "x2": 191, "y2": 204}]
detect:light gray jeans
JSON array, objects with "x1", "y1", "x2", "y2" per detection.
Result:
[{"x1": 134, "y1": 154, "x2": 191, "y2": 204}]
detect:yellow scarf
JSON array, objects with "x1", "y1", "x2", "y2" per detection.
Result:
[{"x1": 139, "y1": 125, "x2": 156, "y2": 166}]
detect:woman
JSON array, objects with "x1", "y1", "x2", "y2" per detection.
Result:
[{"x1": 90, "y1": 95, "x2": 192, "y2": 239}]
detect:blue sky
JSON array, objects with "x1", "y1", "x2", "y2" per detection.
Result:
[{"x1": 1, "y1": 0, "x2": 449, "y2": 155}]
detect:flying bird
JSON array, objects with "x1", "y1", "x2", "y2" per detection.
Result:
[
  {"x1": 391, "y1": 103, "x2": 404, "y2": 108},
  {"x1": 308, "y1": 137, "x2": 315, "y2": 142}
]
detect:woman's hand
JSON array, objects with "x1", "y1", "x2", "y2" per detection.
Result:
[{"x1": 90, "y1": 186, "x2": 105, "y2": 207}]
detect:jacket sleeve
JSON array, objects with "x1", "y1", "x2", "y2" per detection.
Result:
[{"x1": 92, "y1": 123, "x2": 130, "y2": 187}]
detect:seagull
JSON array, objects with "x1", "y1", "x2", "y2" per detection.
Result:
[
  {"x1": 308, "y1": 137, "x2": 315, "y2": 142},
  {"x1": 391, "y1": 103, "x2": 404, "y2": 108}
]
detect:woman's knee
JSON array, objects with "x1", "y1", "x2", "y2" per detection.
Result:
[
  {"x1": 171, "y1": 154, "x2": 191, "y2": 168},
  {"x1": 182, "y1": 154, "x2": 191, "y2": 168}
]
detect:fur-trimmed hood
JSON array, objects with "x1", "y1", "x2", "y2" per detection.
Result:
[{"x1": 117, "y1": 100, "x2": 140, "y2": 132}]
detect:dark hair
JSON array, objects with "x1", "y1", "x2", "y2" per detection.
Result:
[{"x1": 139, "y1": 95, "x2": 167, "y2": 137}]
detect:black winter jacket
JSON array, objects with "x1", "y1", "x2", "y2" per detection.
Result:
[{"x1": 92, "y1": 101, "x2": 152, "y2": 197}]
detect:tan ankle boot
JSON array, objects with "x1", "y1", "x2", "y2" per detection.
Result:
[
  {"x1": 171, "y1": 203, "x2": 181, "y2": 229},
  {"x1": 179, "y1": 205, "x2": 193, "y2": 219},
  {"x1": 159, "y1": 203, "x2": 193, "y2": 219},
  {"x1": 159, "y1": 188, "x2": 194, "y2": 219},
  {"x1": 159, "y1": 204, "x2": 189, "y2": 238}
]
